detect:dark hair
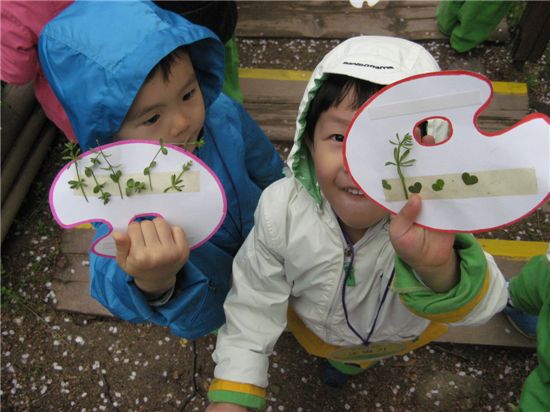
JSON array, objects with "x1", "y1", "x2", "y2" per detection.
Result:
[
  {"x1": 305, "y1": 74, "x2": 383, "y2": 144},
  {"x1": 145, "y1": 45, "x2": 189, "y2": 84}
]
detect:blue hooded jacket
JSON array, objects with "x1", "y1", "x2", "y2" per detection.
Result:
[{"x1": 39, "y1": 0, "x2": 283, "y2": 339}]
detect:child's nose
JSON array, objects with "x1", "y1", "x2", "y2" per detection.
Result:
[{"x1": 170, "y1": 112, "x2": 189, "y2": 137}]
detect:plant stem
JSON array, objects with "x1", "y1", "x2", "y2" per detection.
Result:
[
  {"x1": 147, "y1": 149, "x2": 163, "y2": 190},
  {"x1": 73, "y1": 161, "x2": 89, "y2": 202},
  {"x1": 97, "y1": 145, "x2": 123, "y2": 199},
  {"x1": 397, "y1": 161, "x2": 409, "y2": 200}
]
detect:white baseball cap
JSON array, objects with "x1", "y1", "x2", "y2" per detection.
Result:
[{"x1": 319, "y1": 35, "x2": 440, "y2": 86}]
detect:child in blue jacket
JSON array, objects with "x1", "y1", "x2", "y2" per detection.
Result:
[{"x1": 38, "y1": 0, "x2": 283, "y2": 339}]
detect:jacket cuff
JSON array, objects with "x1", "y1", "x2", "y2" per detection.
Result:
[
  {"x1": 208, "y1": 379, "x2": 266, "y2": 410},
  {"x1": 393, "y1": 233, "x2": 490, "y2": 323},
  {"x1": 142, "y1": 285, "x2": 175, "y2": 307}
]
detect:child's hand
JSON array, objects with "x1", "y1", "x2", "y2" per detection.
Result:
[
  {"x1": 206, "y1": 403, "x2": 247, "y2": 412},
  {"x1": 112, "y1": 217, "x2": 189, "y2": 295},
  {"x1": 389, "y1": 194, "x2": 459, "y2": 292},
  {"x1": 413, "y1": 126, "x2": 436, "y2": 145}
]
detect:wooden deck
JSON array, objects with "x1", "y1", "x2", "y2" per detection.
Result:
[
  {"x1": 240, "y1": 69, "x2": 530, "y2": 142},
  {"x1": 236, "y1": 1, "x2": 508, "y2": 42},
  {"x1": 53, "y1": 228, "x2": 540, "y2": 348}
]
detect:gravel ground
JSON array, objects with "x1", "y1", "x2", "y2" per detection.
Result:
[{"x1": 2, "y1": 15, "x2": 549, "y2": 412}]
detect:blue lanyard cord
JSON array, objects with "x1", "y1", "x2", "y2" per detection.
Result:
[
  {"x1": 203, "y1": 124, "x2": 245, "y2": 243},
  {"x1": 341, "y1": 233, "x2": 395, "y2": 347}
]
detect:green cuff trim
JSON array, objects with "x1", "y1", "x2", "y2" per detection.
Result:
[
  {"x1": 393, "y1": 233, "x2": 487, "y2": 316},
  {"x1": 208, "y1": 390, "x2": 265, "y2": 410}
]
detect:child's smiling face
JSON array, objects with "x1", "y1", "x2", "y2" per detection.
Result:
[
  {"x1": 116, "y1": 52, "x2": 205, "y2": 152},
  {"x1": 308, "y1": 89, "x2": 389, "y2": 242}
]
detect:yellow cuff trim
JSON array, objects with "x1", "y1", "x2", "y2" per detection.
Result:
[
  {"x1": 209, "y1": 379, "x2": 266, "y2": 398},
  {"x1": 407, "y1": 268, "x2": 491, "y2": 323},
  {"x1": 287, "y1": 307, "x2": 448, "y2": 369}
]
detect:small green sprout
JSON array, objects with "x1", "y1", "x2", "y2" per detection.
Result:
[
  {"x1": 173, "y1": 138, "x2": 205, "y2": 151},
  {"x1": 63, "y1": 142, "x2": 88, "y2": 202},
  {"x1": 408, "y1": 182, "x2": 422, "y2": 194},
  {"x1": 144, "y1": 138, "x2": 168, "y2": 190},
  {"x1": 432, "y1": 179, "x2": 445, "y2": 191},
  {"x1": 385, "y1": 133, "x2": 416, "y2": 200},
  {"x1": 461, "y1": 172, "x2": 479, "y2": 185},
  {"x1": 94, "y1": 143, "x2": 124, "y2": 199},
  {"x1": 164, "y1": 161, "x2": 193, "y2": 193},
  {"x1": 84, "y1": 164, "x2": 111, "y2": 205},
  {"x1": 125, "y1": 178, "x2": 147, "y2": 196}
]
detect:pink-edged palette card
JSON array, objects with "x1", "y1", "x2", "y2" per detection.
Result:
[
  {"x1": 49, "y1": 140, "x2": 226, "y2": 257},
  {"x1": 344, "y1": 70, "x2": 549, "y2": 233}
]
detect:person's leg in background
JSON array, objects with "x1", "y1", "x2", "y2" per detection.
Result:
[
  {"x1": 223, "y1": 33, "x2": 243, "y2": 104},
  {"x1": 436, "y1": 0, "x2": 512, "y2": 53}
]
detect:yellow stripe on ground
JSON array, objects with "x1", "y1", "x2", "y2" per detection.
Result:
[
  {"x1": 239, "y1": 68, "x2": 527, "y2": 95},
  {"x1": 240, "y1": 67, "x2": 311, "y2": 81},
  {"x1": 491, "y1": 81, "x2": 528, "y2": 95},
  {"x1": 478, "y1": 239, "x2": 548, "y2": 260}
]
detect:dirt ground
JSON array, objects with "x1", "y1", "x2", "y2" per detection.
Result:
[{"x1": 2, "y1": 8, "x2": 549, "y2": 412}]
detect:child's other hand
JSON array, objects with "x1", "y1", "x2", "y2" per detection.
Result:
[
  {"x1": 389, "y1": 194, "x2": 459, "y2": 292},
  {"x1": 112, "y1": 217, "x2": 189, "y2": 295},
  {"x1": 206, "y1": 403, "x2": 247, "y2": 412},
  {"x1": 413, "y1": 126, "x2": 436, "y2": 145}
]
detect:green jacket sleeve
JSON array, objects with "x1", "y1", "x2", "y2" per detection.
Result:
[
  {"x1": 393, "y1": 234, "x2": 498, "y2": 323},
  {"x1": 509, "y1": 255, "x2": 550, "y2": 316}
]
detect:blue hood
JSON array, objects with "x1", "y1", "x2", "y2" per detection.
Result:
[{"x1": 38, "y1": 0, "x2": 224, "y2": 150}]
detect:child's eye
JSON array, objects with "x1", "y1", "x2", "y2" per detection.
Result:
[
  {"x1": 330, "y1": 134, "x2": 345, "y2": 142},
  {"x1": 182, "y1": 89, "x2": 195, "y2": 101},
  {"x1": 143, "y1": 114, "x2": 160, "y2": 125}
]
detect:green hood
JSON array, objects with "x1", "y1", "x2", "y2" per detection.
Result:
[{"x1": 287, "y1": 36, "x2": 440, "y2": 206}]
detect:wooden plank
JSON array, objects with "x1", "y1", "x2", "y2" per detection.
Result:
[
  {"x1": 1, "y1": 107, "x2": 47, "y2": 202},
  {"x1": 61, "y1": 228, "x2": 94, "y2": 254},
  {"x1": 57, "y1": 228, "x2": 539, "y2": 348},
  {"x1": 1, "y1": 123, "x2": 56, "y2": 243},
  {"x1": 512, "y1": 1, "x2": 550, "y2": 64},
  {"x1": 55, "y1": 234, "x2": 112, "y2": 316},
  {"x1": 236, "y1": 1, "x2": 508, "y2": 42},
  {"x1": 51, "y1": 277, "x2": 112, "y2": 317},
  {"x1": 241, "y1": 76, "x2": 530, "y2": 142},
  {"x1": 0, "y1": 83, "x2": 36, "y2": 158},
  {"x1": 435, "y1": 313, "x2": 536, "y2": 348}
]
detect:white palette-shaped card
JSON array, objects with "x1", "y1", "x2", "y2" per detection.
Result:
[
  {"x1": 345, "y1": 70, "x2": 550, "y2": 232},
  {"x1": 50, "y1": 140, "x2": 226, "y2": 257}
]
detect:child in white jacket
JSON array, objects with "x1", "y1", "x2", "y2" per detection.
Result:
[{"x1": 207, "y1": 36, "x2": 508, "y2": 411}]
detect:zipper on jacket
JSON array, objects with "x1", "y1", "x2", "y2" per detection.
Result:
[{"x1": 323, "y1": 237, "x2": 353, "y2": 341}]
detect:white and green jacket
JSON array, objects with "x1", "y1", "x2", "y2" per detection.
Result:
[{"x1": 208, "y1": 36, "x2": 509, "y2": 410}]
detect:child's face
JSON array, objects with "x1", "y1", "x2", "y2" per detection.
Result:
[
  {"x1": 116, "y1": 52, "x2": 205, "y2": 151},
  {"x1": 309, "y1": 90, "x2": 389, "y2": 242}
]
